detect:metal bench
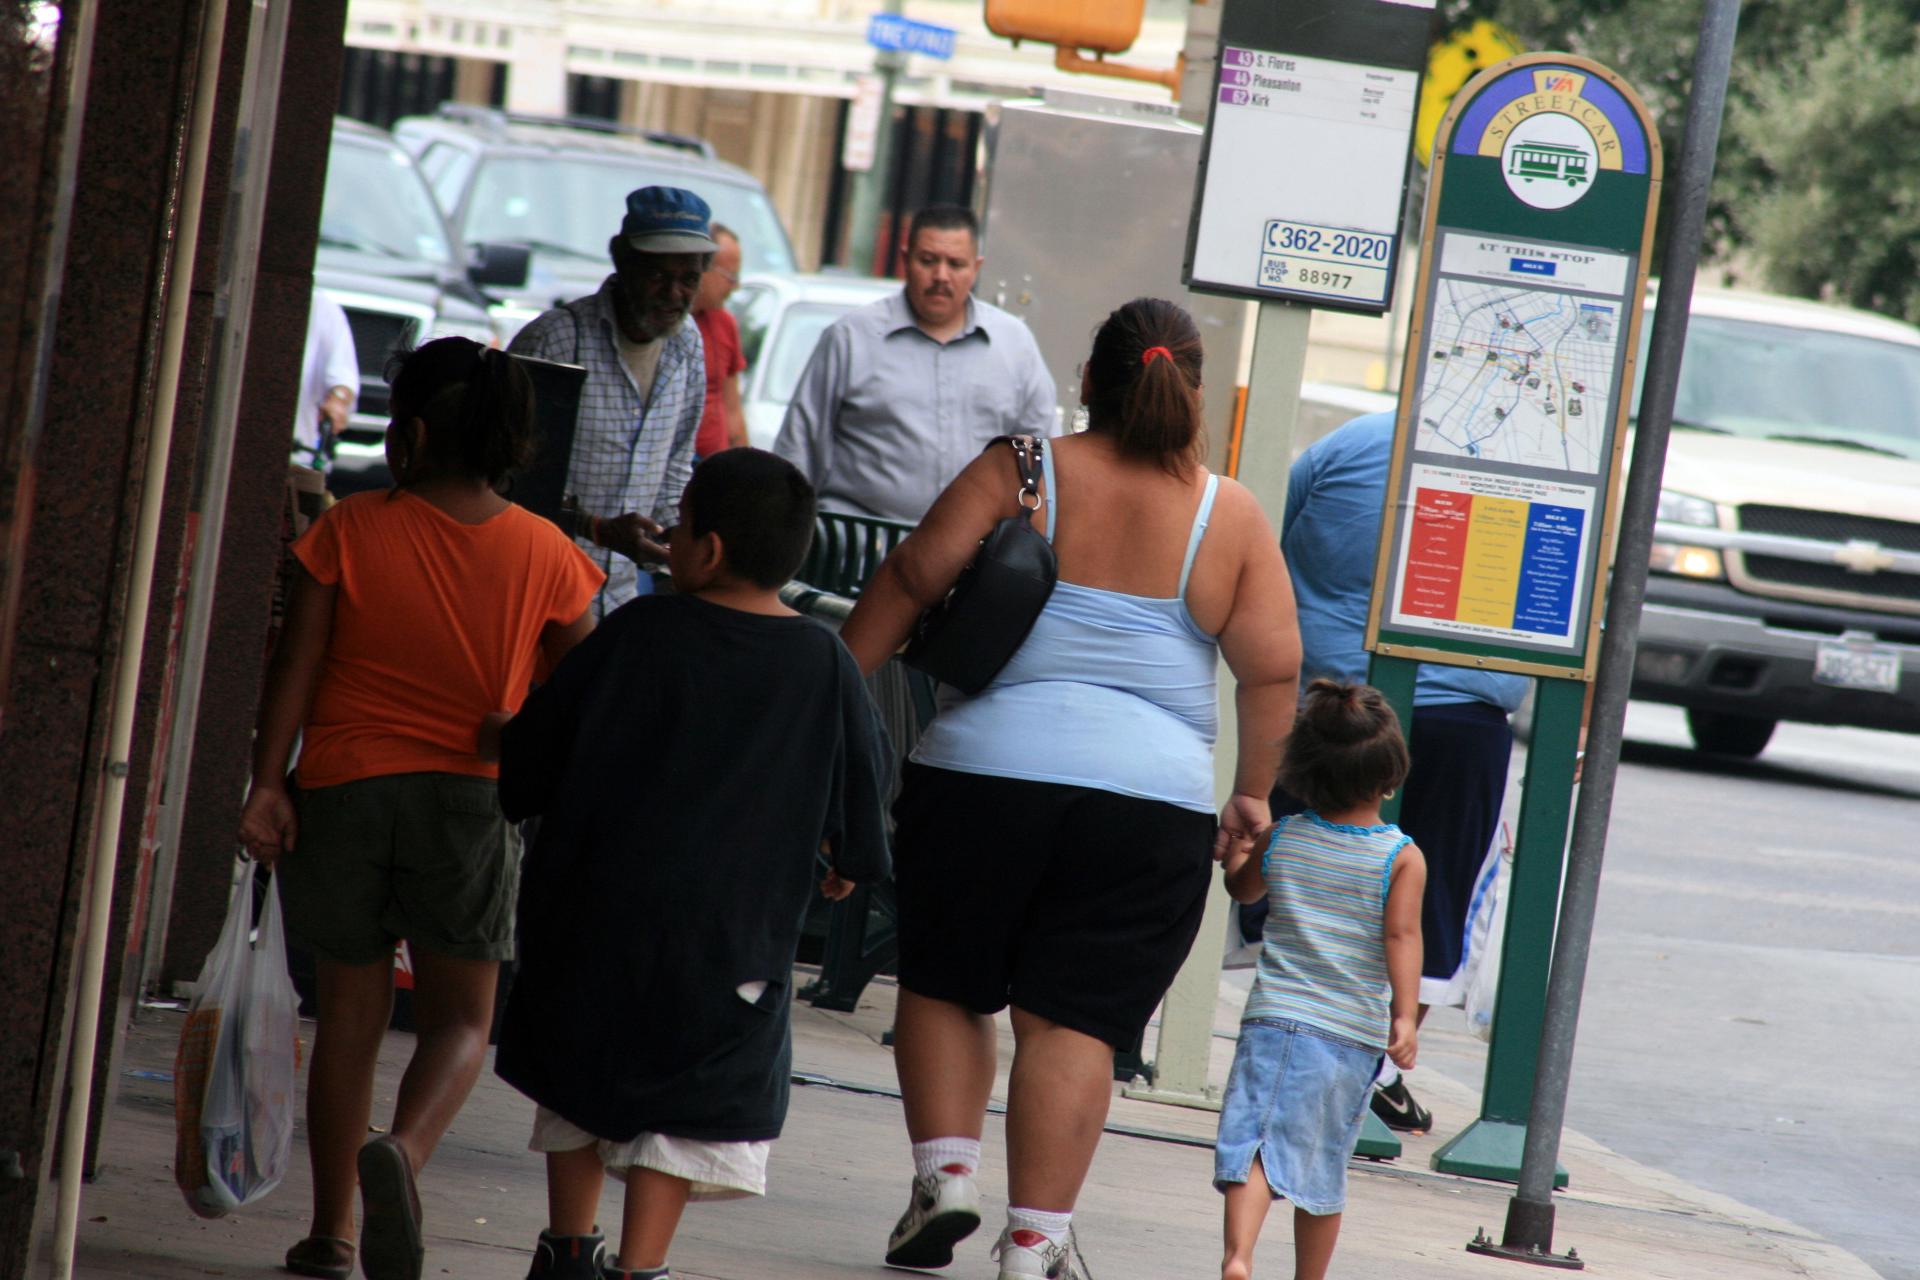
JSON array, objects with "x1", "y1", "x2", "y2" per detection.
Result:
[{"x1": 785, "y1": 511, "x2": 931, "y2": 1011}]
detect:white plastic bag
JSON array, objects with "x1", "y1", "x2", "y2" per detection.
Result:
[
  {"x1": 174, "y1": 858, "x2": 300, "y2": 1218},
  {"x1": 1463, "y1": 822, "x2": 1514, "y2": 1042}
]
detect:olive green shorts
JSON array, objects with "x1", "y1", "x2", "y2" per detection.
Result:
[{"x1": 281, "y1": 772, "x2": 521, "y2": 965}]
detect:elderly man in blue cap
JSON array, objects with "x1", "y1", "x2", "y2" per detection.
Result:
[{"x1": 508, "y1": 186, "x2": 716, "y2": 615}]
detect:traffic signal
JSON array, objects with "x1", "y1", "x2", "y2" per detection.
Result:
[{"x1": 984, "y1": 0, "x2": 1145, "y2": 56}]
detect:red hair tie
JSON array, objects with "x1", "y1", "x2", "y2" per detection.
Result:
[{"x1": 1141, "y1": 345, "x2": 1174, "y2": 366}]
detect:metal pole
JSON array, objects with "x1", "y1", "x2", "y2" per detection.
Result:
[
  {"x1": 1490, "y1": 0, "x2": 1743, "y2": 1260},
  {"x1": 844, "y1": 0, "x2": 903, "y2": 274}
]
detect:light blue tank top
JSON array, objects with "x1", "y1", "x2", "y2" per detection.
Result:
[{"x1": 909, "y1": 451, "x2": 1222, "y2": 813}]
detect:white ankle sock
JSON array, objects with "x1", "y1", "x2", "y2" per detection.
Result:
[
  {"x1": 912, "y1": 1136, "x2": 981, "y2": 1179},
  {"x1": 1375, "y1": 1058, "x2": 1402, "y2": 1088},
  {"x1": 1005, "y1": 1205, "x2": 1072, "y2": 1245}
]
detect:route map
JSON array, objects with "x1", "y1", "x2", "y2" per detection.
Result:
[{"x1": 1413, "y1": 279, "x2": 1620, "y2": 475}]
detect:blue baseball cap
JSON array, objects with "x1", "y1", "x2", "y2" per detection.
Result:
[{"x1": 622, "y1": 186, "x2": 718, "y2": 255}]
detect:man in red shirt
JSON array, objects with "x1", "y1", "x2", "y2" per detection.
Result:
[{"x1": 693, "y1": 224, "x2": 748, "y2": 457}]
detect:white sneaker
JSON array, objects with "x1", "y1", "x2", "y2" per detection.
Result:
[
  {"x1": 992, "y1": 1226, "x2": 1087, "y2": 1280},
  {"x1": 884, "y1": 1170, "x2": 981, "y2": 1269}
]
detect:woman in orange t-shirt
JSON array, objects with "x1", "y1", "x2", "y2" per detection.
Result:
[{"x1": 240, "y1": 338, "x2": 604, "y2": 1280}]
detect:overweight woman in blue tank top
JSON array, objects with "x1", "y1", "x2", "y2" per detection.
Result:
[{"x1": 842, "y1": 298, "x2": 1302, "y2": 1280}]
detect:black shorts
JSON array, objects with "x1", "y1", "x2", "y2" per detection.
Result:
[{"x1": 891, "y1": 763, "x2": 1216, "y2": 1048}]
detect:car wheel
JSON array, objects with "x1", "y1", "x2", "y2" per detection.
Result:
[{"x1": 1685, "y1": 709, "x2": 1776, "y2": 758}]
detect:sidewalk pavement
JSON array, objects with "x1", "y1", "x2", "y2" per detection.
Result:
[{"x1": 46, "y1": 972, "x2": 1881, "y2": 1280}]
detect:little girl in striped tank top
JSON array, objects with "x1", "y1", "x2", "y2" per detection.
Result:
[{"x1": 1214, "y1": 680, "x2": 1428, "y2": 1280}]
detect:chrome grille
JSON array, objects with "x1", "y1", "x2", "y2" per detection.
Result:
[
  {"x1": 1738, "y1": 505, "x2": 1920, "y2": 552},
  {"x1": 1742, "y1": 554, "x2": 1920, "y2": 603},
  {"x1": 1732, "y1": 503, "x2": 1920, "y2": 610}
]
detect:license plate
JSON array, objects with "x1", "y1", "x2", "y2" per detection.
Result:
[{"x1": 1813, "y1": 637, "x2": 1902, "y2": 693}]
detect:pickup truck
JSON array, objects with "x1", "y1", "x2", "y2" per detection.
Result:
[{"x1": 1634, "y1": 287, "x2": 1920, "y2": 756}]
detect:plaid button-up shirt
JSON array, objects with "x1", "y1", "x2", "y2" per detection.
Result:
[{"x1": 509, "y1": 276, "x2": 703, "y2": 616}]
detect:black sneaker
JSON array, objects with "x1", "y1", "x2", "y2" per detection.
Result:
[
  {"x1": 525, "y1": 1228, "x2": 605, "y2": 1280},
  {"x1": 1370, "y1": 1078, "x2": 1432, "y2": 1133}
]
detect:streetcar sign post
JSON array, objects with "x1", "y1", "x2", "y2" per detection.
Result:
[{"x1": 1366, "y1": 52, "x2": 1662, "y2": 1185}]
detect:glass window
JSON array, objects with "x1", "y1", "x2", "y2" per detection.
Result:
[
  {"x1": 727, "y1": 284, "x2": 778, "y2": 369},
  {"x1": 461, "y1": 155, "x2": 795, "y2": 275},
  {"x1": 1636, "y1": 314, "x2": 1920, "y2": 459},
  {"x1": 759, "y1": 302, "x2": 855, "y2": 406},
  {"x1": 417, "y1": 142, "x2": 477, "y2": 217},
  {"x1": 319, "y1": 137, "x2": 455, "y2": 267}
]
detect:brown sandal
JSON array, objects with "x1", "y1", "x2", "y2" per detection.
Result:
[{"x1": 285, "y1": 1234, "x2": 355, "y2": 1280}]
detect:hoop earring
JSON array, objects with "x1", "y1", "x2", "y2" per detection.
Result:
[{"x1": 1382, "y1": 789, "x2": 1396, "y2": 801}]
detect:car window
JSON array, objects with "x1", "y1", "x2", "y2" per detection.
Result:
[
  {"x1": 320, "y1": 137, "x2": 455, "y2": 267},
  {"x1": 417, "y1": 142, "x2": 476, "y2": 217},
  {"x1": 1636, "y1": 314, "x2": 1920, "y2": 459},
  {"x1": 759, "y1": 302, "x2": 856, "y2": 406},
  {"x1": 461, "y1": 155, "x2": 796, "y2": 274},
  {"x1": 728, "y1": 284, "x2": 778, "y2": 369}
]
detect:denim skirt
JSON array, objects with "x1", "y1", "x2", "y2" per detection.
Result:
[{"x1": 1212, "y1": 1019, "x2": 1382, "y2": 1215}]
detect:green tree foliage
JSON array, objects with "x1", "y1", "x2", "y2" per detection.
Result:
[
  {"x1": 1435, "y1": 0, "x2": 1920, "y2": 314},
  {"x1": 1731, "y1": 13, "x2": 1920, "y2": 319}
]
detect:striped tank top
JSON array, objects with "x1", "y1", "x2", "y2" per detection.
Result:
[{"x1": 1243, "y1": 810, "x2": 1409, "y2": 1050}]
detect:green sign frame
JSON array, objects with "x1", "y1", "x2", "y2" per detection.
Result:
[{"x1": 1367, "y1": 53, "x2": 1663, "y2": 683}]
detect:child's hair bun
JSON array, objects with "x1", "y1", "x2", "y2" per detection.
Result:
[
  {"x1": 1279, "y1": 679, "x2": 1410, "y2": 812},
  {"x1": 1300, "y1": 678, "x2": 1373, "y2": 744}
]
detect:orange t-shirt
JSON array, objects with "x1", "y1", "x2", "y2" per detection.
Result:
[{"x1": 292, "y1": 490, "x2": 604, "y2": 788}]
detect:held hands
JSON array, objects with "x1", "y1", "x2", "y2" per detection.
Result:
[
  {"x1": 238, "y1": 784, "x2": 297, "y2": 867},
  {"x1": 1213, "y1": 791, "x2": 1271, "y2": 866},
  {"x1": 819, "y1": 870, "x2": 857, "y2": 901},
  {"x1": 1387, "y1": 1014, "x2": 1419, "y2": 1071}
]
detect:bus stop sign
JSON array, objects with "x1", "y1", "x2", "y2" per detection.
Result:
[{"x1": 1369, "y1": 54, "x2": 1662, "y2": 683}]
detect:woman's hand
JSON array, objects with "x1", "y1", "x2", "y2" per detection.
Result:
[
  {"x1": 1213, "y1": 791, "x2": 1270, "y2": 865},
  {"x1": 819, "y1": 870, "x2": 857, "y2": 901},
  {"x1": 239, "y1": 784, "x2": 297, "y2": 867}
]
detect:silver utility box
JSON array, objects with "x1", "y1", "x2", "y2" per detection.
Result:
[{"x1": 976, "y1": 91, "x2": 1250, "y2": 463}]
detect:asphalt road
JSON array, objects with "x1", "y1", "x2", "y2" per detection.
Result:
[{"x1": 1418, "y1": 703, "x2": 1920, "y2": 1280}]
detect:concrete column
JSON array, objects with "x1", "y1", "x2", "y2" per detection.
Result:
[
  {"x1": 160, "y1": 0, "x2": 351, "y2": 994},
  {"x1": 504, "y1": 23, "x2": 566, "y2": 115},
  {"x1": 0, "y1": 1, "x2": 215, "y2": 1268}
]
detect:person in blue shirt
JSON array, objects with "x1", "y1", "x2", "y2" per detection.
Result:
[{"x1": 1258, "y1": 410, "x2": 1528, "y2": 1134}]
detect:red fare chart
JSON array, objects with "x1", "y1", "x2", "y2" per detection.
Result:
[{"x1": 1391, "y1": 464, "x2": 1595, "y2": 649}]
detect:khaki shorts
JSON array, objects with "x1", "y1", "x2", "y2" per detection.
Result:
[
  {"x1": 281, "y1": 772, "x2": 520, "y2": 965},
  {"x1": 529, "y1": 1106, "x2": 769, "y2": 1201}
]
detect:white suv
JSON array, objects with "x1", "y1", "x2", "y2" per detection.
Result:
[{"x1": 1633, "y1": 287, "x2": 1920, "y2": 755}]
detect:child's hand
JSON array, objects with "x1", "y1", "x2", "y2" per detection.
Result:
[
  {"x1": 1387, "y1": 1014, "x2": 1418, "y2": 1071},
  {"x1": 819, "y1": 870, "x2": 857, "y2": 901},
  {"x1": 239, "y1": 784, "x2": 297, "y2": 867},
  {"x1": 1213, "y1": 792, "x2": 1270, "y2": 864},
  {"x1": 476, "y1": 710, "x2": 512, "y2": 763}
]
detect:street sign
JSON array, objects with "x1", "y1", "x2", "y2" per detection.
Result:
[
  {"x1": 1368, "y1": 54, "x2": 1662, "y2": 681},
  {"x1": 841, "y1": 74, "x2": 885, "y2": 172},
  {"x1": 1182, "y1": 0, "x2": 1432, "y2": 315},
  {"x1": 866, "y1": 13, "x2": 957, "y2": 61}
]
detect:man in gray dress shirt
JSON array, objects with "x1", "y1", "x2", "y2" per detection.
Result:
[{"x1": 775, "y1": 205, "x2": 1056, "y2": 522}]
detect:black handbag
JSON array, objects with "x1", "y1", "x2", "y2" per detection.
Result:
[{"x1": 901, "y1": 435, "x2": 1058, "y2": 695}]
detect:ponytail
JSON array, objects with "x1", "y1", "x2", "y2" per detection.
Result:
[
  {"x1": 385, "y1": 337, "x2": 539, "y2": 488},
  {"x1": 1083, "y1": 297, "x2": 1206, "y2": 474}
]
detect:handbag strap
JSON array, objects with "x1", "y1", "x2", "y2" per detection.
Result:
[{"x1": 1001, "y1": 435, "x2": 1045, "y2": 524}]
